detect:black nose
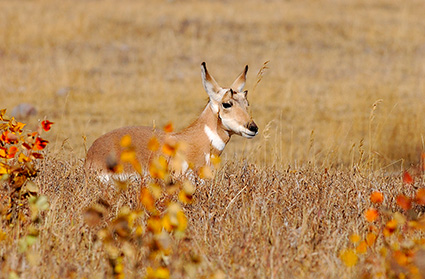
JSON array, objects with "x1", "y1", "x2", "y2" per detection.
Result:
[{"x1": 248, "y1": 122, "x2": 258, "y2": 134}]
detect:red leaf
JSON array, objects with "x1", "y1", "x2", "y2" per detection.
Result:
[
  {"x1": 31, "y1": 152, "x2": 44, "y2": 159},
  {"x1": 403, "y1": 171, "x2": 413, "y2": 184},
  {"x1": 41, "y1": 120, "x2": 54, "y2": 132}
]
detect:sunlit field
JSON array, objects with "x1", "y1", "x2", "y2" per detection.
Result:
[{"x1": 1, "y1": 0, "x2": 425, "y2": 278}]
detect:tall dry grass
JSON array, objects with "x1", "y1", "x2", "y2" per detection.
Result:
[
  {"x1": 2, "y1": 156, "x2": 421, "y2": 278},
  {"x1": 1, "y1": 0, "x2": 425, "y2": 278}
]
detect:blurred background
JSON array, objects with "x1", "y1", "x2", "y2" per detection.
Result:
[{"x1": 1, "y1": 0, "x2": 425, "y2": 170}]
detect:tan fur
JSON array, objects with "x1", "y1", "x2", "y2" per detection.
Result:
[{"x1": 85, "y1": 63, "x2": 258, "y2": 175}]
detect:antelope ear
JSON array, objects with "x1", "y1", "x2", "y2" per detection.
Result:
[
  {"x1": 201, "y1": 62, "x2": 221, "y2": 98},
  {"x1": 230, "y1": 65, "x2": 248, "y2": 92}
]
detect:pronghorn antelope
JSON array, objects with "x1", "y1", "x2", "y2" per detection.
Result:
[{"x1": 85, "y1": 62, "x2": 258, "y2": 176}]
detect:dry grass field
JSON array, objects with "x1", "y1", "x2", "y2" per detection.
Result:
[{"x1": 1, "y1": 0, "x2": 425, "y2": 278}]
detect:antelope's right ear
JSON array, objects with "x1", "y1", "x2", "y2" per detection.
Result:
[{"x1": 201, "y1": 62, "x2": 221, "y2": 98}]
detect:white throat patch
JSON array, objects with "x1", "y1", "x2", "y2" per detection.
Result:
[{"x1": 204, "y1": 125, "x2": 225, "y2": 151}]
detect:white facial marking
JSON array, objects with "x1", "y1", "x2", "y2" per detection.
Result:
[
  {"x1": 221, "y1": 117, "x2": 255, "y2": 138},
  {"x1": 204, "y1": 125, "x2": 226, "y2": 151}
]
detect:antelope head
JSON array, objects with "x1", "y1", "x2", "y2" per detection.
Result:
[{"x1": 201, "y1": 62, "x2": 258, "y2": 138}]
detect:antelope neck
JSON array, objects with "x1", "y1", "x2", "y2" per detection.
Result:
[{"x1": 175, "y1": 102, "x2": 230, "y2": 155}]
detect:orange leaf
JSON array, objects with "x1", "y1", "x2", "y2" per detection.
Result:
[
  {"x1": 41, "y1": 120, "x2": 54, "y2": 132},
  {"x1": 393, "y1": 250, "x2": 408, "y2": 266},
  {"x1": 140, "y1": 188, "x2": 155, "y2": 212},
  {"x1": 416, "y1": 189, "x2": 425, "y2": 205},
  {"x1": 163, "y1": 123, "x2": 174, "y2": 133},
  {"x1": 147, "y1": 137, "x2": 160, "y2": 151},
  {"x1": 7, "y1": 146, "x2": 18, "y2": 159},
  {"x1": 356, "y1": 241, "x2": 368, "y2": 254},
  {"x1": 396, "y1": 194, "x2": 411, "y2": 211},
  {"x1": 403, "y1": 171, "x2": 413, "y2": 184},
  {"x1": 366, "y1": 232, "x2": 377, "y2": 246},
  {"x1": 365, "y1": 208, "x2": 379, "y2": 222},
  {"x1": 33, "y1": 137, "x2": 49, "y2": 150},
  {"x1": 162, "y1": 143, "x2": 176, "y2": 156},
  {"x1": 370, "y1": 191, "x2": 384, "y2": 204},
  {"x1": 383, "y1": 219, "x2": 397, "y2": 237}
]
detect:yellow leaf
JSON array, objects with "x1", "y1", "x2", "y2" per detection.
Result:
[
  {"x1": 0, "y1": 148, "x2": 6, "y2": 158},
  {"x1": 120, "y1": 134, "x2": 132, "y2": 148},
  {"x1": 147, "y1": 216, "x2": 162, "y2": 234},
  {"x1": 0, "y1": 109, "x2": 6, "y2": 120},
  {"x1": 15, "y1": 121, "x2": 26, "y2": 132},
  {"x1": 149, "y1": 156, "x2": 168, "y2": 180},
  {"x1": 393, "y1": 212, "x2": 406, "y2": 226},
  {"x1": 339, "y1": 248, "x2": 358, "y2": 267},
  {"x1": 0, "y1": 165, "x2": 8, "y2": 175},
  {"x1": 177, "y1": 211, "x2": 187, "y2": 232},
  {"x1": 199, "y1": 166, "x2": 213, "y2": 179},
  {"x1": 148, "y1": 136, "x2": 160, "y2": 151},
  {"x1": 121, "y1": 149, "x2": 136, "y2": 162},
  {"x1": 148, "y1": 182, "x2": 162, "y2": 199},
  {"x1": 154, "y1": 267, "x2": 170, "y2": 279},
  {"x1": 18, "y1": 152, "x2": 30, "y2": 162},
  {"x1": 114, "y1": 256, "x2": 124, "y2": 274},
  {"x1": 178, "y1": 190, "x2": 192, "y2": 204},
  {"x1": 135, "y1": 225, "x2": 144, "y2": 236},
  {"x1": 179, "y1": 181, "x2": 195, "y2": 204},
  {"x1": 350, "y1": 234, "x2": 361, "y2": 244},
  {"x1": 146, "y1": 267, "x2": 170, "y2": 279},
  {"x1": 210, "y1": 154, "x2": 221, "y2": 168},
  {"x1": 162, "y1": 214, "x2": 173, "y2": 232}
]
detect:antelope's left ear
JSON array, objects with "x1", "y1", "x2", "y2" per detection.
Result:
[
  {"x1": 201, "y1": 62, "x2": 221, "y2": 99},
  {"x1": 230, "y1": 65, "x2": 248, "y2": 92}
]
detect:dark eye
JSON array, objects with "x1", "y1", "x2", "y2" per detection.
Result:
[{"x1": 222, "y1": 102, "x2": 232, "y2": 109}]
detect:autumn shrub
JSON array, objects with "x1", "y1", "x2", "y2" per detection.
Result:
[
  {"x1": 0, "y1": 108, "x2": 53, "y2": 273},
  {"x1": 340, "y1": 172, "x2": 425, "y2": 278},
  {"x1": 84, "y1": 123, "x2": 207, "y2": 279}
]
